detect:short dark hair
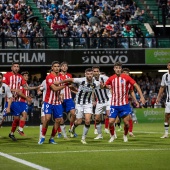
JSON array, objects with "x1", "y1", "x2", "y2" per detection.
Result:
[
  {"x1": 12, "y1": 62, "x2": 20, "y2": 66},
  {"x1": 92, "y1": 66, "x2": 100, "y2": 70},
  {"x1": 114, "y1": 62, "x2": 122, "y2": 67},
  {"x1": 122, "y1": 68, "x2": 130, "y2": 73},
  {"x1": 51, "y1": 61, "x2": 60, "y2": 66},
  {"x1": 60, "y1": 61, "x2": 68, "y2": 67},
  {"x1": 21, "y1": 71, "x2": 29, "y2": 76},
  {"x1": 85, "y1": 68, "x2": 93, "y2": 73},
  {"x1": 0, "y1": 73, "x2": 3, "y2": 77}
]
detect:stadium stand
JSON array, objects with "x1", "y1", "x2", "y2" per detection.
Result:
[{"x1": 0, "y1": 0, "x2": 170, "y2": 49}]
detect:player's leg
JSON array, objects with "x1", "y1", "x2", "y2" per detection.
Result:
[
  {"x1": 9, "y1": 116, "x2": 20, "y2": 141},
  {"x1": 64, "y1": 99, "x2": 77, "y2": 136},
  {"x1": 81, "y1": 113, "x2": 92, "y2": 144},
  {"x1": 9, "y1": 102, "x2": 21, "y2": 141},
  {"x1": 108, "y1": 106, "x2": 117, "y2": 143},
  {"x1": 70, "y1": 104, "x2": 82, "y2": 137},
  {"x1": 39, "y1": 104, "x2": 45, "y2": 140},
  {"x1": 161, "y1": 102, "x2": 170, "y2": 138},
  {"x1": 161, "y1": 113, "x2": 170, "y2": 138},
  {"x1": 129, "y1": 114, "x2": 134, "y2": 137},
  {"x1": 104, "y1": 113, "x2": 109, "y2": 134},
  {"x1": 120, "y1": 104, "x2": 131, "y2": 142},
  {"x1": 105, "y1": 101, "x2": 111, "y2": 134},
  {"x1": 81, "y1": 104, "x2": 93, "y2": 144},
  {"x1": 49, "y1": 104, "x2": 63, "y2": 144},
  {"x1": 94, "y1": 103, "x2": 103, "y2": 139},
  {"x1": 59, "y1": 117, "x2": 69, "y2": 140},
  {"x1": 38, "y1": 102, "x2": 52, "y2": 144}
]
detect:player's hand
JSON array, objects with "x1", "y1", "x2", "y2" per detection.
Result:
[
  {"x1": 155, "y1": 98, "x2": 160, "y2": 104},
  {"x1": 37, "y1": 90, "x2": 42, "y2": 95},
  {"x1": 59, "y1": 95, "x2": 64, "y2": 103},
  {"x1": 6, "y1": 107, "x2": 11, "y2": 114},
  {"x1": 140, "y1": 97, "x2": 146, "y2": 105},
  {"x1": 100, "y1": 82, "x2": 105, "y2": 89},
  {"x1": 26, "y1": 97, "x2": 32, "y2": 104},
  {"x1": 54, "y1": 81, "x2": 60, "y2": 86},
  {"x1": 93, "y1": 101, "x2": 96, "y2": 106},
  {"x1": 135, "y1": 101, "x2": 140, "y2": 108}
]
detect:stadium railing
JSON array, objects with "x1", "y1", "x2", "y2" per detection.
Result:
[{"x1": 0, "y1": 35, "x2": 170, "y2": 49}]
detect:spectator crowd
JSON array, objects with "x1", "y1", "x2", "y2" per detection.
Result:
[
  {"x1": 0, "y1": 0, "x2": 160, "y2": 48},
  {"x1": 0, "y1": 0, "x2": 44, "y2": 48}
]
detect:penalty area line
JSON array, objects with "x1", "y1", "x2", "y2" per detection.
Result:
[
  {"x1": 0, "y1": 152, "x2": 50, "y2": 170},
  {"x1": 11, "y1": 148, "x2": 170, "y2": 155}
]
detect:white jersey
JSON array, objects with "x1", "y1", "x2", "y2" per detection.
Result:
[
  {"x1": 0, "y1": 83, "x2": 12, "y2": 112},
  {"x1": 161, "y1": 72, "x2": 170, "y2": 102},
  {"x1": 94, "y1": 75, "x2": 111, "y2": 103},
  {"x1": 73, "y1": 77, "x2": 100, "y2": 105},
  {"x1": 40, "y1": 80, "x2": 47, "y2": 101}
]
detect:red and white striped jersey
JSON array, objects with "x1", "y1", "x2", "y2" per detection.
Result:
[
  {"x1": 60, "y1": 72, "x2": 72, "y2": 99},
  {"x1": 105, "y1": 74, "x2": 136, "y2": 106},
  {"x1": 44, "y1": 73, "x2": 63, "y2": 105},
  {"x1": 18, "y1": 83, "x2": 29, "y2": 103},
  {"x1": 3, "y1": 72, "x2": 26, "y2": 101}
]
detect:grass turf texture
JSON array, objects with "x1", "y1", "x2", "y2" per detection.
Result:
[{"x1": 0, "y1": 123, "x2": 169, "y2": 170}]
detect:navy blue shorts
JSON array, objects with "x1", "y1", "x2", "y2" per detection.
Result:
[
  {"x1": 44, "y1": 102, "x2": 63, "y2": 119},
  {"x1": 109, "y1": 104, "x2": 131, "y2": 119},
  {"x1": 62, "y1": 99, "x2": 75, "y2": 113}
]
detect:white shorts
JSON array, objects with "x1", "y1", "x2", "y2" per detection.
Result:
[
  {"x1": 95, "y1": 100, "x2": 110, "y2": 115},
  {"x1": 41, "y1": 103, "x2": 45, "y2": 117},
  {"x1": 75, "y1": 104, "x2": 93, "y2": 119},
  {"x1": 165, "y1": 102, "x2": 170, "y2": 113}
]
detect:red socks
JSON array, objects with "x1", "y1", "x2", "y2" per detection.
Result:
[
  {"x1": 11, "y1": 119, "x2": 19, "y2": 133},
  {"x1": 109, "y1": 124, "x2": 115, "y2": 135},
  {"x1": 105, "y1": 118, "x2": 109, "y2": 129},
  {"x1": 129, "y1": 119, "x2": 133, "y2": 133},
  {"x1": 42, "y1": 128, "x2": 47, "y2": 136},
  {"x1": 124, "y1": 125, "x2": 129, "y2": 135},
  {"x1": 70, "y1": 122, "x2": 73, "y2": 129},
  {"x1": 51, "y1": 127, "x2": 57, "y2": 138},
  {"x1": 19, "y1": 120, "x2": 25, "y2": 128},
  {"x1": 57, "y1": 126, "x2": 61, "y2": 133}
]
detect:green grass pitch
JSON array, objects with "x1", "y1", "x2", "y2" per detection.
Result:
[{"x1": 0, "y1": 123, "x2": 170, "y2": 170}]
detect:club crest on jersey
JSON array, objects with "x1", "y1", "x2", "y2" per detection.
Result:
[
  {"x1": 18, "y1": 78, "x2": 21, "y2": 83},
  {"x1": 121, "y1": 79, "x2": 124, "y2": 83},
  {"x1": 48, "y1": 79, "x2": 52, "y2": 83}
]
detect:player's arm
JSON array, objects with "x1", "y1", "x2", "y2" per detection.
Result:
[
  {"x1": 50, "y1": 84, "x2": 66, "y2": 92},
  {"x1": 156, "y1": 86, "x2": 165, "y2": 104},
  {"x1": 6, "y1": 97, "x2": 12, "y2": 114},
  {"x1": 54, "y1": 78, "x2": 74, "y2": 86},
  {"x1": 92, "y1": 92, "x2": 97, "y2": 106},
  {"x1": 11, "y1": 89, "x2": 31, "y2": 103},
  {"x1": 23, "y1": 84, "x2": 40, "y2": 90},
  {"x1": 69, "y1": 84, "x2": 78, "y2": 94},
  {"x1": 5, "y1": 86, "x2": 13, "y2": 113},
  {"x1": 129, "y1": 90, "x2": 139, "y2": 108},
  {"x1": 133, "y1": 83, "x2": 145, "y2": 105},
  {"x1": 59, "y1": 89, "x2": 64, "y2": 102}
]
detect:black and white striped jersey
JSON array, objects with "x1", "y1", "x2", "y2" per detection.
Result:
[
  {"x1": 161, "y1": 72, "x2": 170, "y2": 102},
  {"x1": 94, "y1": 75, "x2": 111, "y2": 103},
  {"x1": 0, "y1": 83, "x2": 12, "y2": 113},
  {"x1": 40, "y1": 80, "x2": 47, "y2": 101},
  {"x1": 73, "y1": 77, "x2": 100, "y2": 105}
]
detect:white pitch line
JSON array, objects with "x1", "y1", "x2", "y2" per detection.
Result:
[
  {"x1": 133, "y1": 131, "x2": 165, "y2": 134},
  {"x1": 0, "y1": 152, "x2": 50, "y2": 170},
  {"x1": 11, "y1": 148, "x2": 170, "y2": 155}
]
